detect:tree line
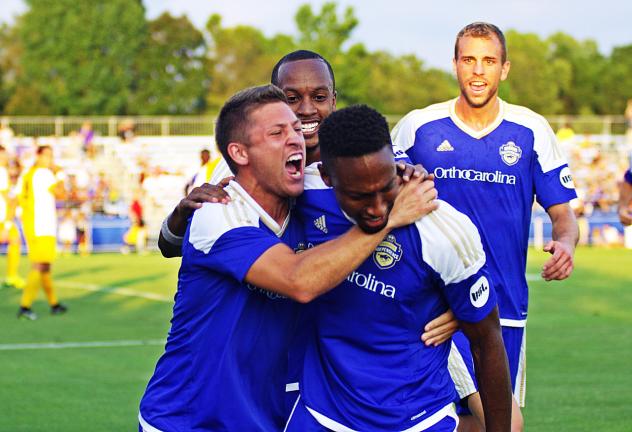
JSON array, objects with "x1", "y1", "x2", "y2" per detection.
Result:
[{"x1": 0, "y1": 0, "x2": 630, "y2": 116}]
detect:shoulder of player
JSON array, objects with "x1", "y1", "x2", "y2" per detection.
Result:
[
  {"x1": 188, "y1": 190, "x2": 261, "y2": 254},
  {"x1": 504, "y1": 101, "x2": 553, "y2": 136},
  {"x1": 414, "y1": 200, "x2": 485, "y2": 283}
]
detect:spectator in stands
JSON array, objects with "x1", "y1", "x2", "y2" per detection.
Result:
[
  {"x1": 117, "y1": 119, "x2": 135, "y2": 143},
  {"x1": 0, "y1": 120, "x2": 15, "y2": 153},
  {"x1": 625, "y1": 99, "x2": 632, "y2": 146},
  {"x1": 79, "y1": 121, "x2": 95, "y2": 156},
  {"x1": 58, "y1": 209, "x2": 77, "y2": 255}
]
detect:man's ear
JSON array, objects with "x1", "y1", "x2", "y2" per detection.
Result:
[
  {"x1": 227, "y1": 142, "x2": 248, "y2": 168},
  {"x1": 318, "y1": 162, "x2": 333, "y2": 187}
]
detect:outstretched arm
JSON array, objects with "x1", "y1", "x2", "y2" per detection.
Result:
[
  {"x1": 542, "y1": 203, "x2": 578, "y2": 281},
  {"x1": 460, "y1": 307, "x2": 512, "y2": 432}
]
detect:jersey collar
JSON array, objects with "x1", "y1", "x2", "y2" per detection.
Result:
[
  {"x1": 449, "y1": 97, "x2": 506, "y2": 139},
  {"x1": 227, "y1": 180, "x2": 291, "y2": 237}
]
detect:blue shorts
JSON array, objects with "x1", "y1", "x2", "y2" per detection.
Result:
[
  {"x1": 449, "y1": 325, "x2": 526, "y2": 415},
  {"x1": 284, "y1": 396, "x2": 458, "y2": 432}
]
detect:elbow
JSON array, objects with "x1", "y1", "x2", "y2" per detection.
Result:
[{"x1": 284, "y1": 275, "x2": 317, "y2": 304}]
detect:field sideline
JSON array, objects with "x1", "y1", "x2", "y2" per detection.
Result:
[{"x1": 1, "y1": 247, "x2": 631, "y2": 431}]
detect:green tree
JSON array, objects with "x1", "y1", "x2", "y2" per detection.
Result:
[
  {"x1": 502, "y1": 31, "x2": 563, "y2": 114},
  {"x1": 6, "y1": 0, "x2": 147, "y2": 115},
  {"x1": 129, "y1": 13, "x2": 208, "y2": 114},
  {"x1": 601, "y1": 44, "x2": 632, "y2": 115},
  {"x1": 294, "y1": 2, "x2": 357, "y2": 61},
  {"x1": 205, "y1": 14, "x2": 295, "y2": 111},
  {"x1": 548, "y1": 32, "x2": 608, "y2": 114}
]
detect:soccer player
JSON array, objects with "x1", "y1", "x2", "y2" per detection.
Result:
[
  {"x1": 618, "y1": 165, "x2": 632, "y2": 226},
  {"x1": 285, "y1": 104, "x2": 511, "y2": 432},
  {"x1": 391, "y1": 22, "x2": 579, "y2": 431},
  {"x1": 159, "y1": 50, "x2": 453, "y2": 335},
  {"x1": 139, "y1": 85, "x2": 431, "y2": 431},
  {"x1": 16, "y1": 145, "x2": 67, "y2": 320},
  {"x1": 158, "y1": 50, "x2": 337, "y2": 256},
  {"x1": 0, "y1": 146, "x2": 25, "y2": 289}
]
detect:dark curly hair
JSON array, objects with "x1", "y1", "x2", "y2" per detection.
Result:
[{"x1": 319, "y1": 105, "x2": 392, "y2": 168}]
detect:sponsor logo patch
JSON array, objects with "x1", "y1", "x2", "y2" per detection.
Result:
[
  {"x1": 470, "y1": 276, "x2": 490, "y2": 308},
  {"x1": 373, "y1": 234, "x2": 403, "y2": 269},
  {"x1": 559, "y1": 167, "x2": 575, "y2": 189},
  {"x1": 436, "y1": 140, "x2": 454, "y2": 152},
  {"x1": 499, "y1": 141, "x2": 522, "y2": 166},
  {"x1": 313, "y1": 215, "x2": 328, "y2": 233}
]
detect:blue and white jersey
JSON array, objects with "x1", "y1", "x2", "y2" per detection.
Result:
[
  {"x1": 139, "y1": 181, "x2": 305, "y2": 432},
  {"x1": 391, "y1": 98, "x2": 577, "y2": 326},
  {"x1": 295, "y1": 167, "x2": 496, "y2": 431}
]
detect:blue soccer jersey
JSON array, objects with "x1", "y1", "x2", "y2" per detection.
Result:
[
  {"x1": 139, "y1": 181, "x2": 305, "y2": 432},
  {"x1": 392, "y1": 98, "x2": 577, "y2": 326},
  {"x1": 293, "y1": 167, "x2": 496, "y2": 431}
]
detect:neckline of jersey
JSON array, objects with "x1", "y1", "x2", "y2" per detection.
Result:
[
  {"x1": 227, "y1": 180, "x2": 291, "y2": 237},
  {"x1": 449, "y1": 97, "x2": 506, "y2": 139}
]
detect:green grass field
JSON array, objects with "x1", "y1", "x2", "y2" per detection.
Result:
[{"x1": 1, "y1": 247, "x2": 631, "y2": 431}]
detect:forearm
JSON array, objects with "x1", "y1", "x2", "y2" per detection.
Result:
[
  {"x1": 471, "y1": 333, "x2": 512, "y2": 431},
  {"x1": 548, "y1": 204, "x2": 578, "y2": 247},
  {"x1": 158, "y1": 214, "x2": 184, "y2": 258},
  {"x1": 167, "y1": 206, "x2": 189, "y2": 237},
  {"x1": 462, "y1": 309, "x2": 512, "y2": 432},
  {"x1": 247, "y1": 224, "x2": 391, "y2": 303}
]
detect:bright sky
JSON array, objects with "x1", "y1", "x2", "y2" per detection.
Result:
[{"x1": 2, "y1": 0, "x2": 630, "y2": 70}]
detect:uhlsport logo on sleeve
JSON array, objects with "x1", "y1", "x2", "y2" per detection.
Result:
[
  {"x1": 499, "y1": 141, "x2": 522, "y2": 166},
  {"x1": 373, "y1": 234, "x2": 403, "y2": 269},
  {"x1": 470, "y1": 276, "x2": 490, "y2": 308},
  {"x1": 559, "y1": 166, "x2": 575, "y2": 189}
]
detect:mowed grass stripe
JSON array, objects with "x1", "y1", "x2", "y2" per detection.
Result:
[
  {"x1": 0, "y1": 339, "x2": 166, "y2": 351},
  {"x1": 58, "y1": 280, "x2": 173, "y2": 302}
]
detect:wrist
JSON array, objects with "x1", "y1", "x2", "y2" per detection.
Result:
[{"x1": 162, "y1": 214, "x2": 184, "y2": 245}]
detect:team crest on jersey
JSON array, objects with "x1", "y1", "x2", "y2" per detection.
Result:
[
  {"x1": 499, "y1": 141, "x2": 522, "y2": 166},
  {"x1": 373, "y1": 234, "x2": 403, "y2": 269}
]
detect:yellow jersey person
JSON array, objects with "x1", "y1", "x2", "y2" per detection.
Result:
[
  {"x1": 0, "y1": 146, "x2": 25, "y2": 289},
  {"x1": 17, "y1": 145, "x2": 67, "y2": 320}
]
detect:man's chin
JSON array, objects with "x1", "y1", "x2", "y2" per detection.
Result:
[{"x1": 359, "y1": 220, "x2": 388, "y2": 234}]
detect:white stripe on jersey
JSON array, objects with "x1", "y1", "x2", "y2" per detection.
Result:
[
  {"x1": 417, "y1": 201, "x2": 486, "y2": 285},
  {"x1": 448, "y1": 341, "x2": 477, "y2": 399},
  {"x1": 305, "y1": 402, "x2": 457, "y2": 432},
  {"x1": 504, "y1": 102, "x2": 567, "y2": 173},
  {"x1": 208, "y1": 157, "x2": 234, "y2": 185},
  {"x1": 391, "y1": 101, "x2": 451, "y2": 155},
  {"x1": 303, "y1": 163, "x2": 327, "y2": 190},
  {"x1": 189, "y1": 181, "x2": 290, "y2": 253},
  {"x1": 138, "y1": 412, "x2": 164, "y2": 432}
]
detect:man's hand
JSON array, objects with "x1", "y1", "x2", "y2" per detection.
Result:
[
  {"x1": 168, "y1": 178, "x2": 233, "y2": 237},
  {"x1": 387, "y1": 175, "x2": 438, "y2": 229},
  {"x1": 178, "y1": 179, "x2": 232, "y2": 212},
  {"x1": 396, "y1": 162, "x2": 428, "y2": 183},
  {"x1": 542, "y1": 240, "x2": 574, "y2": 281},
  {"x1": 618, "y1": 205, "x2": 632, "y2": 226},
  {"x1": 421, "y1": 309, "x2": 458, "y2": 346}
]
